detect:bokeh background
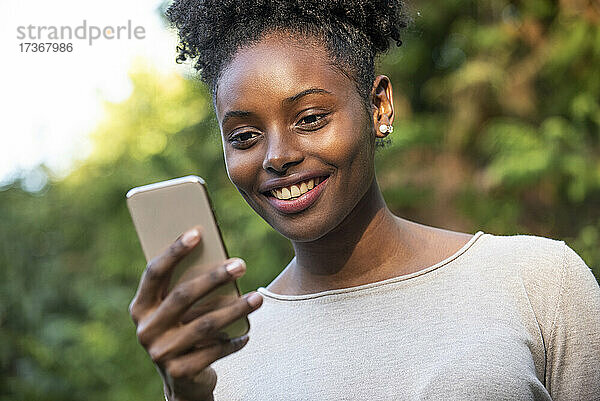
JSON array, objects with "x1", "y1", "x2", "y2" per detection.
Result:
[{"x1": 1, "y1": 0, "x2": 599, "y2": 400}]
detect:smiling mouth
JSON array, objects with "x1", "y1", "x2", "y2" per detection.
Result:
[{"x1": 266, "y1": 177, "x2": 325, "y2": 200}]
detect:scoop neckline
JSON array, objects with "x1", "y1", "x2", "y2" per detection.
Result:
[{"x1": 257, "y1": 231, "x2": 486, "y2": 301}]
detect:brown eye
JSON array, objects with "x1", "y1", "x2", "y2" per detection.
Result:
[
  {"x1": 236, "y1": 131, "x2": 256, "y2": 141},
  {"x1": 229, "y1": 130, "x2": 259, "y2": 149},
  {"x1": 301, "y1": 115, "x2": 319, "y2": 124},
  {"x1": 297, "y1": 113, "x2": 329, "y2": 130}
]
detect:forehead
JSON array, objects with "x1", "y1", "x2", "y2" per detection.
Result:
[{"x1": 215, "y1": 33, "x2": 356, "y2": 118}]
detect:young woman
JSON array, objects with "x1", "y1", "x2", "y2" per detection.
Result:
[{"x1": 128, "y1": 1, "x2": 600, "y2": 400}]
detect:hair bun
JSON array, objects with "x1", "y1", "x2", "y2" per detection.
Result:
[
  {"x1": 167, "y1": 0, "x2": 409, "y2": 96},
  {"x1": 302, "y1": 0, "x2": 408, "y2": 54}
]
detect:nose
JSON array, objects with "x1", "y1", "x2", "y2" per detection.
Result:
[{"x1": 262, "y1": 131, "x2": 304, "y2": 175}]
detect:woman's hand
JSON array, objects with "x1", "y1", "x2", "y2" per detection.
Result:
[{"x1": 128, "y1": 226, "x2": 263, "y2": 401}]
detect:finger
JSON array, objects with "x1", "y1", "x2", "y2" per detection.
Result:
[
  {"x1": 148, "y1": 292, "x2": 262, "y2": 363},
  {"x1": 142, "y1": 258, "x2": 246, "y2": 332},
  {"x1": 164, "y1": 336, "x2": 250, "y2": 381},
  {"x1": 180, "y1": 295, "x2": 234, "y2": 324},
  {"x1": 131, "y1": 226, "x2": 202, "y2": 316},
  {"x1": 192, "y1": 332, "x2": 231, "y2": 349}
]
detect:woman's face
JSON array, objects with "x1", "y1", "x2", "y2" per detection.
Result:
[{"x1": 215, "y1": 32, "x2": 378, "y2": 242}]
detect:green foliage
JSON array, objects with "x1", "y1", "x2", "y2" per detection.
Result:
[
  {"x1": 0, "y1": 68, "x2": 291, "y2": 401},
  {"x1": 377, "y1": 0, "x2": 600, "y2": 271},
  {"x1": 1, "y1": 1, "x2": 598, "y2": 399}
]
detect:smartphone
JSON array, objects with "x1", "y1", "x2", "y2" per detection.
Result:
[{"x1": 126, "y1": 175, "x2": 249, "y2": 339}]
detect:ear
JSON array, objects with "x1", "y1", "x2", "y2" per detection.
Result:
[{"x1": 370, "y1": 75, "x2": 395, "y2": 138}]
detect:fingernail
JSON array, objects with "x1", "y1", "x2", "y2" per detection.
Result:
[
  {"x1": 181, "y1": 228, "x2": 200, "y2": 247},
  {"x1": 226, "y1": 259, "x2": 246, "y2": 277},
  {"x1": 245, "y1": 292, "x2": 262, "y2": 308},
  {"x1": 233, "y1": 335, "x2": 249, "y2": 348}
]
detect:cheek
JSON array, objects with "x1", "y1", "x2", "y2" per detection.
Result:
[
  {"x1": 329, "y1": 108, "x2": 375, "y2": 174},
  {"x1": 223, "y1": 148, "x2": 261, "y2": 194},
  {"x1": 333, "y1": 114, "x2": 376, "y2": 204}
]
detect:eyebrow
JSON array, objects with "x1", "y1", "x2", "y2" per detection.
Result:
[
  {"x1": 222, "y1": 110, "x2": 253, "y2": 126},
  {"x1": 221, "y1": 88, "x2": 333, "y2": 126},
  {"x1": 283, "y1": 88, "x2": 333, "y2": 104}
]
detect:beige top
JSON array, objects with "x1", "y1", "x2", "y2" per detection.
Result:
[{"x1": 212, "y1": 232, "x2": 600, "y2": 400}]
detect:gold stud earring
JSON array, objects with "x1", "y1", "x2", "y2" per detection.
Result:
[{"x1": 379, "y1": 124, "x2": 393, "y2": 134}]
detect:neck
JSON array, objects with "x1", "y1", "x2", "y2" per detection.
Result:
[{"x1": 286, "y1": 179, "x2": 411, "y2": 293}]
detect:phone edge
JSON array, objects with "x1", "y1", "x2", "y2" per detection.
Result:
[{"x1": 126, "y1": 175, "x2": 206, "y2": 199}]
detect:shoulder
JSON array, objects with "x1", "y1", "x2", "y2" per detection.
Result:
[
  {"x1": 479, "y1": 231, "x2": 566, "y2": 260},
  {"x1": 487, "y1": 234, "x2": 600, "y2": 397},
  {"x1": 476, "y1": 232, "x2": 575, "y2": 285},
  {"x1": 477, "y1": 231, "x2": 597, "y2": 283},
  {"x1": 475, "y1": 231, "x2": 595, "y2": 301},
  {"x1": 478, "y1": 231, "x2": 599, "y2": 339},
  {"x1": 468, "y1": 233, "x2": 600, "y2": 398}
]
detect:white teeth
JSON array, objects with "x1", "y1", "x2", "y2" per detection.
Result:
[
  {"x1": 300, "y1": 182, "x2": 308, "y2": 194},
  {"x1": 270, "y1": 177, "x2": 325, "y2": 200}
]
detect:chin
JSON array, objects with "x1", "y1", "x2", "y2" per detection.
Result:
[
  {"x1": 265, "y1": 207, "x2": 349, "y2": 243},
  {"x1": 273, "y1": 224, "x2": 330, "y2": 242},
  {"x1": 239, "y1": 197, "x2": 327, "y2": 243}
]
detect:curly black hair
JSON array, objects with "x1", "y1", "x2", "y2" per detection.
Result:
[{"x1": 166, "y1": 0, "x2": 409, "y2": 104}]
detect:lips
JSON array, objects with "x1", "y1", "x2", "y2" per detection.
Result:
[{"x1": 263, "y1": 176, "x2": 329, "y2": 214}]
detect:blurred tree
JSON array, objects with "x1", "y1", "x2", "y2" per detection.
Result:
[
  {"x1": 377, "y1": 0, "x2": 600, "y2": 273},
  {"x1": 1, "y1": 0, "x2": 598, "y2": 400},
  {"x1": 0, "y1": 66, "x2": 292, "y2": 401}
]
